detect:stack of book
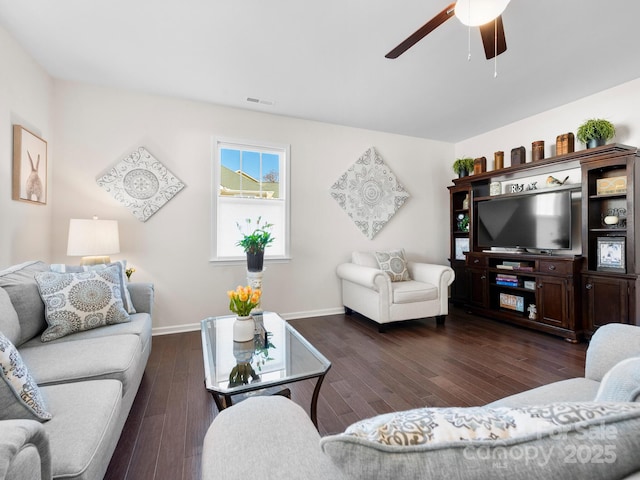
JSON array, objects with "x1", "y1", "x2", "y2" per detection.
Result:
[
  {"x1": 496, "y1": 274, "x2": 518, "y2": 287},
  {"x1": 496, "y1": 261, "x2": 534, "y2": 272}
]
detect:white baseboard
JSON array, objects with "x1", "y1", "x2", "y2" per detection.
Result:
[{"x1": 151, "y1": 307, "x2": 345, "y2": 336}]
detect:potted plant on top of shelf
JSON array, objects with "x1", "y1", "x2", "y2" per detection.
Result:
[
  {"x1": 576, "y1": 118, "x2": 616, "y2": 149},
  {"x1": 236, "y1": 217, "x2": 275, "y2": 272},
  {"x1": 453, "y1": 157, "x2": 475, "y2": 178}
]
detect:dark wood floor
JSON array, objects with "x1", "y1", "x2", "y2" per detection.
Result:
[{"x1": 104, "y1": 306, "x2": 587, "y2": 480}]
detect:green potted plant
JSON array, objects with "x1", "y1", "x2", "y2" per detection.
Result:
[
  {"x1": 236, "y1": 217, "x2": 275, "y2": 272},
  {"x1": 453, "y1": 157, "x2": 475, "y2": 178},
  {"x1": 576, "y1": 118, "x2": 616, "y2": 149}
]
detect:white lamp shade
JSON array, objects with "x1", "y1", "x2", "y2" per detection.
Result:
[
  {"x1": 455, "y1": 0, "x2": 510, "y2": 26},
  {"x1": 67, "y1": 218, "x2": 120, "y2": 256}
]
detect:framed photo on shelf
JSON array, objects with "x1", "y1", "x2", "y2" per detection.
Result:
[
  {"x1": 454, "y1": 237, "x2": 469, "y2": 260},
  {"x1": 596, "y1": 236, "x2": 626, "y2": 273}
]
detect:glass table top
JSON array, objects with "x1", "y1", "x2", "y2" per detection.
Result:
[{"x1": 201, "y1": 311, "x2": 331, "y2": 395}]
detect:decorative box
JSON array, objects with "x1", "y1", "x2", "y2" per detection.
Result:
[
  {"x1": 532, "y1": 141, "x2": 545, "y2": 161},
  {"x1": 596, "y1": 176, "x2": 627, "y2": 195},
  {"x1": 499, "y1": 293, "x2": 524, "y2": 312},
  {"x1": 555, "y1": 133, "x2": 575, "y2": 156},
  {"x1": 523, "y1": 280, "x2": 536, "y2": 290},
  {"x1": 474, "y1": 156, "x2": 487, "y2": 175},
  {"x1": 511, "y1": 146, "x2": 525, "y2": 166}
]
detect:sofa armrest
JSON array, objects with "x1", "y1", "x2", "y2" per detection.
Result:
[
  {"x1": 202, "y1": 397, "x2": 348, "y2": 480},
  {"x1": 0, "y1": 420, "x2": 51, "y2": 480},
  {"x1": 336, "y1": 263, "x2": 390, "y2": 292},
  {"x1": 585, "y1": 323, "x2": 640, "y2": 381},
  {"x1": 126, "y1": 283, "x2": 154, "y2": 315},
  {"x1": 408, "y1": 263, "x2": 455, "y2": 290}
]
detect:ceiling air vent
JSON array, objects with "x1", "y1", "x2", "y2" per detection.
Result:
[{"x1": 246, "y1": 97, "x2": 274, "y2": 106}]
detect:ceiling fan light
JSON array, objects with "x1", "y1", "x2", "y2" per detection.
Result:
[{"x1": 455, "y1": 0, "x2": 510, "y2": 27}]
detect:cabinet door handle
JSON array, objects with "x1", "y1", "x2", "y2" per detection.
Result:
[
  {"x1": 481, "y1": 275, "x2": 486, "y2": 280},
  {"x1": 547, "y1": 265, "x2": 556, "y2": 271},
  {"x1": 585, "y1": 283, "x2": 593, "y2": 290},
  {"x1": 538, "y1": 284, "x2": 543, "y2": 289},
  {"x1": 474, "y1": 259, "x2": 480, "y2": 264}
]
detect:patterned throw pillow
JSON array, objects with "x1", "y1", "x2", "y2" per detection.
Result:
[
  {"x1": 375, "y1": 250, "x2": 410, "y2": 282},
  {"x1": 0, "y1": 332, "x2": 52, "y2": 421},
  {"x1": 337, "y1": 403, "x2": 640, "y2": 445},
  {"x1": 50, "y1": 260, "x2": 136, "y2": 314},
  {"x1": 35, "y1": 266, "x2": 131, "y2": 342},
  {"x1": 320, "y1": 403, "x2": 640, "y2": 480}
]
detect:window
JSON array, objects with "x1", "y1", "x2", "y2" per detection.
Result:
[{"x1": 212, "y1": 138, "x2": 290, "y2": 262}]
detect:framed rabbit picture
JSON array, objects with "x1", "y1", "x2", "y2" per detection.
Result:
[{"x1": 13, "y1": 125, "x2": 48, "y2": 204}]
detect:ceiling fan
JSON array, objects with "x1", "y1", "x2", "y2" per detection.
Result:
[{"x1": 385, "y1": 0, "x2": 509, "y2": 60}]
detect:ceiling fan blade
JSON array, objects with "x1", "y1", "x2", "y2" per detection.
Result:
[
  {"x1": 385, "y1": 2, "x2": 456, "y2": 59},
  {"x1": 479, "y1": 15, "x2": 507, "y2": 60}
]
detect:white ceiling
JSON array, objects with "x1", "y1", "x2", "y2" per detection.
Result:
[{"x1": 1, "y1": 0, "x2": 639, "y2": 143}]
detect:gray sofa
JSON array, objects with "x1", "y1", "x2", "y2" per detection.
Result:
[
  {"x1": 202, "y1": 323, "x2": 640, "y2": 480},
  {"x1": 0, "y1": 261, "x2": 153, "y2": 480}
]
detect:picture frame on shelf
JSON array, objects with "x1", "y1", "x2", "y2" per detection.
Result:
[
  {"x1": 454, "y1": 237, "x2": 469, "y2": 260},
  {"x1": 596, "y1": 236, "x2": 626, "y2": 273},
  {"x1": 12, "y1": 125, "x2": 48, "y2": 205}
]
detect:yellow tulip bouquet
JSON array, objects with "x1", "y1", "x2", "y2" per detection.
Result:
[{"x1": 227, "y1": 285, "x2": 262, "y2": 317}]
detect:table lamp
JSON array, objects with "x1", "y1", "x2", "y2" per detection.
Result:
[{"x1": 67, "y1": 216, "x2": 120, "y2": 265}]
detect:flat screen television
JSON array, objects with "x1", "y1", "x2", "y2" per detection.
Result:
[{"x1": 476, "y1": 190, "x2": 572, "y2": 251}]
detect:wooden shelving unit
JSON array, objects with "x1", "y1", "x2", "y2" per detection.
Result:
[{"x1": 448, "y1": 143, "x2": 640, "y2": 341}]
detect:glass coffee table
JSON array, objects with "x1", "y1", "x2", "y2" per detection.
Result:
[{"x1": 200, "y1": 311, "x2": 331, "y2": 428}]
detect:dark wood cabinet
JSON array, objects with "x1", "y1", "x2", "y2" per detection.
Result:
[
  {"x1": 447, "y1": 184, "x2": 471, "y2": 305},
  {"x1": 580, "y1": 148, "x2": 640, "y2": 335},
  {"x1": 448, "y1": 144, "x2": 639, "y2": 341},
  {"x1": 537, "y1": 275, "x2": 569, "y2": 329},
  {"x1": 582, "y1": 273, "x2": 634, "y2": 331},
  {"x1": 464, "y1": 253, "x2": 488, "y2": 308},
  {"x1": 463, "y1": 252, "x2": 581, "y2": 342}
]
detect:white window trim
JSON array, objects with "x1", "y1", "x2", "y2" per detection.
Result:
[{"x1": 210, "y1": 136, "x2": 291, "y2": 264}]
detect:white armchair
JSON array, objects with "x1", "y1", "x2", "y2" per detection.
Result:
[{"x1": 336, "y1": 250, "x2": 455, "y2": 331}]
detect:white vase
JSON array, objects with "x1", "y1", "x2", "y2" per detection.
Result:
[{"x1": 233, "y1": 315, "x2": 255, "y2": 342}]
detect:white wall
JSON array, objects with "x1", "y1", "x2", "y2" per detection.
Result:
[
  {"x1": 51, "y1": 81, "x2": 453, "y2": 333},
  {"x1": 455, "y1": 77, "x2": 640, "y2": 164},
  {"x1": 0, "y1": 27, "x2": 54, "y2": 267}
]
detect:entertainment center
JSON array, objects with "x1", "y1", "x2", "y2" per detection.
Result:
[{"x1": 449, "y1": 144, "x2": 640, "y2": 342}]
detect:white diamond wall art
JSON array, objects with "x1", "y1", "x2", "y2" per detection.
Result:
[
  {"x1": 330, "y1": 147, "x2": 410, "y2": 239},
  {"x1": 97, "y1": 147, "x2": 185, "y2": 222}
]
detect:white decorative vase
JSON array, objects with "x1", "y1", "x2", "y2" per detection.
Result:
[{"x1": 233, "y1": 315, "x2": 255, "y2": 342}]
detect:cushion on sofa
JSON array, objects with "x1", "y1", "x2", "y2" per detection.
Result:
[
  {"x1": 320, "y1": 402, "x2": 640, "y2": 480},
  {"x1": 19, "y1": 312, "x2": 151, "y2": 354},
  {"x1": 375, "y1": 250, "x2": 410, "y2": 282},
  {"x1": 486, "y1": 377, "x2": 601, "y2": 408},
  {"x1": 20, "y1": 334, "x2": 142, "y2": 396},
  {"x1": 50, "y1": 260, "x2": 136, "y2": 314},
  {"x1": 595, "y1": 357, "x2": 640, "y2": 402},
  {"x1": 0, "y1": 332, "x2": 51, "y2": 422},
  {"x1": 41, "y1": 379, "x2": 123, "y2": 480},
  {"x1": 35, "y1": 267, "x2": 130, "y2": 342},
  {"x1": 0, "y1": 261, "x2": 49, "y2": 346},
  {"x1": 0, "y1": 287, "x2": 21, "y2": 345},
  {"x1": 391, "y1": 280, "x2": 438, "y2": 304}
]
